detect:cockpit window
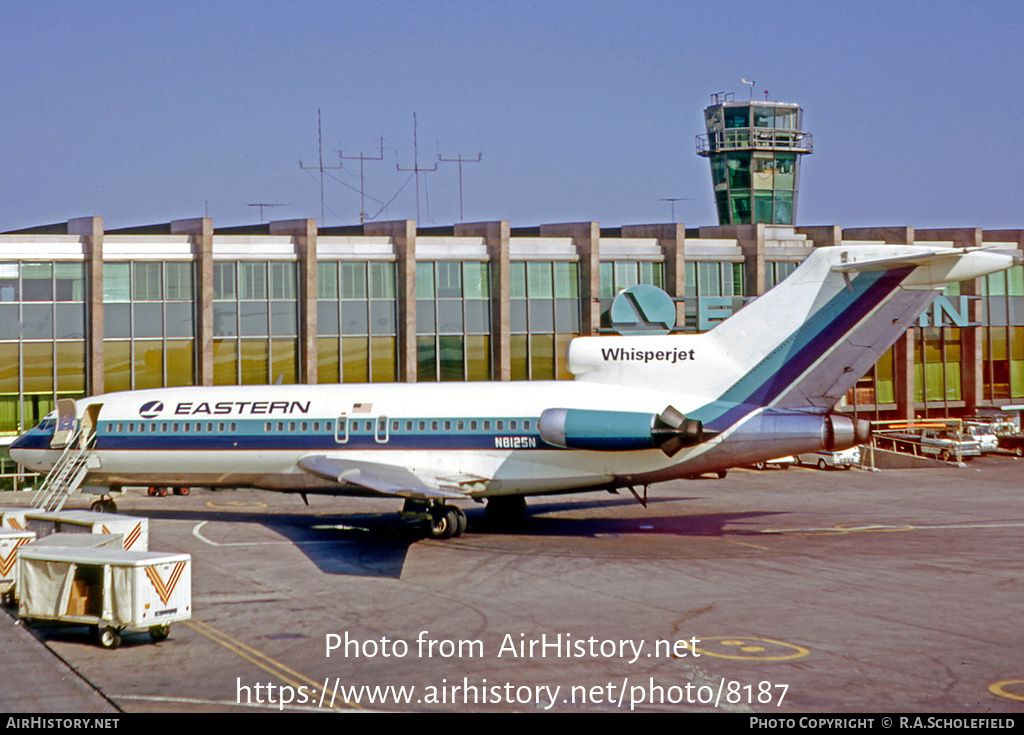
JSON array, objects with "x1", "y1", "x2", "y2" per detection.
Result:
[{"x1": 37, "y1": 419, "x2": 56, "y2": 432}]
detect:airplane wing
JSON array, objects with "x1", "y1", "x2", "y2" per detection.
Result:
[{"x1": 296, "y1": 455, "x2": 467, "y2": 500}]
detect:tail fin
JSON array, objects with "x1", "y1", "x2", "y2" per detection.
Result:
[{"x1": 569, "y1": 245, "x2": 1015, "y2": 412}]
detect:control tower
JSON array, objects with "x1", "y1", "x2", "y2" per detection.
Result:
[{"x1": 696, "y1": 93, "x2": 812, "y2": 225}]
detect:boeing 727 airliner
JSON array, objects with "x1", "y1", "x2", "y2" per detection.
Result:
[{"x1": 10, "y1": 244, "x2": 1018, "y2": 538}]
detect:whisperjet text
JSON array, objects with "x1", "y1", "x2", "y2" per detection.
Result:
[{"x1": 600, "y1": 347, "x2": 695, "y2": 364}]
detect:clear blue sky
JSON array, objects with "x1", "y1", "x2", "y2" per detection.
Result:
[{"x1": 2, "y1": 1, "x2": 1022, "y2": 231}]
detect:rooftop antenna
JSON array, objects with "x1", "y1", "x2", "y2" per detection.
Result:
[
  {"x1": 247, "y1": 203, "x2": 286, "y2": 224},
  {"x1": 300, "y1": 109, "x2": 342, "y2": 226},
  {"x1": 438, "y1": 151, "x2": 482, "y2": 222},
  {"x1": 396, "y1": 113, "x2": 437, "y2": 222},
  {"x1": 740, "y1": 78, "x2": 755, "y2": 101},
  {"x1": 340, "y1": 138, "x2": 384, "y2": 224},
  {"x1": 658, "y1": 197, "x2": 691, "y2": 223}
]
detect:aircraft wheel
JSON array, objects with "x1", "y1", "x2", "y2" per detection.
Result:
[
  {"x1": 716, "y1": 470, "x2": 728, "y2": 479},
  {"x1": 818, "y1": 459, "x2": 828, "y2": 470},
  {"x1": 754, "y1": 462, "x2": 767, "y2": 470},
  {"x1": 453, "y1": 507, "x2": 467, "y2": 537},
  {"x1": 428, "y1": 508, "x2": 457, "y2": 540},
  {"x1": 98, "y1": 626, "x2": 121, "y2": 650},
  {"x1": 158, "y1": 487, "x2": 168, "y2": 497},
  {"x1": 149, "y1": 625, "x2": 171, "y2": 642},
  {"x1": 180, "y1": 487, "x2": 190, "y2": 496}
]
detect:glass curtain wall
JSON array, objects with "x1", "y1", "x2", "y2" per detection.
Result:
[
  {"x1": 512, "y1": 261, "x2": 580, "y2": 380},
  {"x1": 103, "y1": 261, "x2": 195, "y2": 392},
  {"x1": 212, "y1": 261, "x2": 298, "y2": 385},
  {"x1": 0, "y1": 262, "x2": 87, "y2": 433},
  {"x1": 416, "y1": 261, "x2": 490, "y2": 381},
  {"x1": 316, "y1": 261, "x2": 398, "y2": 383},
  {"x1": 980, "y1": 266, "x2": 1024, "y2": 401},
  {"x1": 683, "y1": 261, "x2": 744, "y2": 332}
]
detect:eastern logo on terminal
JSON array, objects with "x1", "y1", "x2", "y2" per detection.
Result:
[
  {"x1": 609, "y1": 285, "x2": 677, "y2": 335},
  {"x1": 139, "y1": 401, "x2": 164, "y2": 419}
]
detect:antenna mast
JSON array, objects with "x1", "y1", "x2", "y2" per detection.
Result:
[
  {"x1": 396, "y1": 113, "x2": 437, "y2": 222},
  {"x1": 438, "y1": 151, "x2": 482, "y2": 222},
  {"x1": 299, "y1": 109, "x2": 342, "y2": 226},
  {"x1": 340, "y1": 138, "x2": 384, "y2": 224}
]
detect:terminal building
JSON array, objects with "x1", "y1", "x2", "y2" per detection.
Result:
[{"x1": 1, "y1": 94, "x2": 1023, "y2": 449}]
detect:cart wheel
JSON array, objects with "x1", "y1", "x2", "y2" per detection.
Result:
[
  {"x1": 149, "y1": 625, "x2": 171, "y2": 642},
  {"x1": 90, "y1": 500, "x2": 105, "y2": 512},
  {"x1": 148, "y1": 487, "x2": 157, "y2": 496},
  {"x1": 158, "y1": 488, "x2": 168, "y2": 497},
  {"x1": 98, "y1": 627, "x2": 121, "y2": 650},
  {"x1": 180, "y1": 487, "x2": 190, "y2": 496}
]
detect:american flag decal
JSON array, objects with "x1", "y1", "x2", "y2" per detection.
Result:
[
  {"x1": 146, "y1": 561, "x2": 187, "y2": 604},
  {"x1": 0, "y1": 538, "x2": 30, "y2": 577}
]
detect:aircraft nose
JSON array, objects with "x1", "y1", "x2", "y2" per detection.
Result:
[{"x1": 8, "y1": 432, "x2": 29, "y2": 463}]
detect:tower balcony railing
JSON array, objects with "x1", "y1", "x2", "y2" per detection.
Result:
[{"x1": 696, "y1": 129, "x2": 813, "y2": 156}]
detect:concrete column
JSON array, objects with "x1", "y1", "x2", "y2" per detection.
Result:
[
  {"x1": 539, "y1": 222, "x2": 600, "y2": 335},
  {"x1": 894, "y1": 329, "x2": 916, "y2": 421},
  {"x1": 69, "y1": 217, "x2": 104, "y2": 396},
  {"x1": 364, "y1": 220, "x2": 417, "y2": 382},
  {"x1": 455, "y1": 221, "x2": 510, "y2": 380},
  {"x1": 270, "y1": 219, "x2": 318, "y2": 384},
  {"x1": 171, "y1": 218, "x2": 214, "y2": 386},
  {"x1": 621, "y1": 223, "x2": 686, "y2": 325}
]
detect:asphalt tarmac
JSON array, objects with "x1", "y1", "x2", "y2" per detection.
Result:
[{"x1": 3, "y1": 455, "x2": 1023, "y2": 713}]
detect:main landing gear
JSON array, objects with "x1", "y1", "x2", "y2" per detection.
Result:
[
  {"x1": 401, "y1": 499, "x2": 467, "y2": 540},
  {"x1": 89, "y1": 496, "x2": 118, "y2": 513}
]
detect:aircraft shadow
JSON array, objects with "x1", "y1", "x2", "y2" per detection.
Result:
[{"x1": 109, "y1": 498, "x2": 786, "y2": 580}]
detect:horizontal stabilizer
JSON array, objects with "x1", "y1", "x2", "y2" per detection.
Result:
[{"x1": 297, "y1": 455, "x2": 464, "y2": 499}]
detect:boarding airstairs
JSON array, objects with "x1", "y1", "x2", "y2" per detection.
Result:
[{"x1": 30, "y1": 413, "x2": 98, "y2": 511}]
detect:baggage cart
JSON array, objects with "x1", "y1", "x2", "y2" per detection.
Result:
[
  {"x1": 18, "y1": 546, "x2": 191, "y2": 648},
  {"x1": 0, "y1": 529, "x2": 35, "y2": 605},
  {"x1": 25, "y1": 510, "x2": 148, "y2": 551},
  {"x1": 0, "y1": 507, "x2": 29, "y2": 531}
]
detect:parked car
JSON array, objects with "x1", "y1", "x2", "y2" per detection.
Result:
[
  {"x1": 795, "y1": 446, "x2": 862, "y2": 470},
  {"x1": 963, "y1": 423, "x2": 999, "y2": 453},
  {"x1": 892, "y1": 429, "x2": 980, "y2": 462},
  {"x1": 997, "y1": 434, "x2": 1024, "y2": 457},
  {"x1": 751, "y1": 456, "x2": 795, "y2": 470}
]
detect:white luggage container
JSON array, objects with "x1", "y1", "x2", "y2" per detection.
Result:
[
  {"x1": 0, "y1": 507, "x2": 29, "y2": 531},
  {"x1": 18, "y1": 546, "x2": 191, "y2": 648},
  {"x1": 25, "y1": 510, "x2": 148, "y2": 551},
  {"x1": 0, "y1": 529, "x2": 36, "y2": 605}
]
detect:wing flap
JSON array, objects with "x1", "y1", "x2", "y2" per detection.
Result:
[{"x1": 296, "y1": 455, "x2": 465, "y2": 499}]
